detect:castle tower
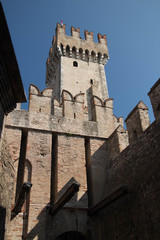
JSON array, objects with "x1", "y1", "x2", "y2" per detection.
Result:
[
  {"x1": 2, "y1": 20, "x2": 160, "y2": 240},
  {"x1": 46, "y1": 23, "x2": 109, "y2": 120},
  {"x1": 3, "y1": 23, "x2": 124, "y2": 240}
]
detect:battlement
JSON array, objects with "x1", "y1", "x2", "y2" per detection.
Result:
[
  {"x1": 108, "y1": 125, "x2": 129, "y2": 160},
  {"x1": 29, "y1": 84, "x2": 53, "y2": 114},
  {"x1": 28, "y1": 84, "x2": 116, "y2": 133},
  {"x1": 71, "y1": 26, "x2": 80, "y2": 38},
  {"x1": 28, "y1": 85, "x2": 88, "y2": 120},
  {"x1": 91, "y1": 96, "x2": 114, "y2": 122},
  {"x1": 48, "y1": 23, "x2": 109, "y2": 65},
  {"x1": 125, "y1": 101, "x2": 150, "y2": 144},
  {"x1": 62, "y1": 90, "x2": 85, "y2": 120}
]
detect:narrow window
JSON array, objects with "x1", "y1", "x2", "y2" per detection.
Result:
[
  {"x1": 72, "y1": 47, "x2": 76, "y2": 58},
  {"x1": 79, "y1": 48, "x2": 83, "y2": 59},
  {"x1": 90, "y1": 79, "x2": 93, "y2": 85},
  {"x1": 91, "y1": 51, "x2": 96, "y2": 62},
  {"x1": 98, "y1": 52, "x2": 102, "y2": 64},
  {"x1": 85, "y1": 50, "x2": 89, "y2": 61},
  {"x1": 73, "y1": 61, "x2": 78, "y2": 67},
  {"x1": 66, "y1": 45, "x2": 70, "y2": 57}
]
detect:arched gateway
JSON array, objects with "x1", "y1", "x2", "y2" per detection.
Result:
[{"x1": 56, "y1": 231, "x2": 87, "y2": 240}]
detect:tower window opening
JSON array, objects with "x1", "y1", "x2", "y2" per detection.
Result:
[
  {"x1": 85, "y1": 50, "x2": 89, "y2": 62},
  {"x1": 98, "y1": 52, "x2": 102, "y2": 64},
  {"x1": 72, "y1": 47, "x2": 76, "y2": 58},
  {"x1": 73, "y1": 61, "x2": 78, "y2": 67},
  {"x1": 79, "y1": 48, "x2": 83, "y2": 59},
  {"x1": 90, "y1": 79, "x2": 93, "y2": 85},
  {"x1": 66, "y1": 45, "x2": 70, "y2": 57},
  {"x1": 91, "y1": 51, "x2": 96, "y2": 62},
  {"x1": 74, "y1": 113, "x2": 76, "y2": 119}
]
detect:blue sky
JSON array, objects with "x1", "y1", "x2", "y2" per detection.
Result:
[{"x1": 1, "y1": 0, "x2": 160, "y2": 123}]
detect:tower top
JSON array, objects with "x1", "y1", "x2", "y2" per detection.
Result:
[
  {"x1": 46, "y1": 23, "x2": 110, "y2": 117},
  {"x1": 47, "y1": 22, "x2": 109, "y2": 65}
]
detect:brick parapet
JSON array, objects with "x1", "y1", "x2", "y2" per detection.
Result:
[
  {"x1": 5, "y1": 110, "x2": 114, "y2": 139},
  {"x1": 28, "y1": 84, "x2": 117, "y2": 131},
  {"x1": 49, "y1": 23, "x2": 109, "y2": 66},
  {"x1": 108, "y1": 125, "x2": 129, "y2": 160},
  {"x1": 29, "y1": 84, "x2": 53, "y2": 114}
]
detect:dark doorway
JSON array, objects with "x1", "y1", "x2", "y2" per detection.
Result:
[{"x1": 56, "y1": 231, "x2": 86, "y2": 240}]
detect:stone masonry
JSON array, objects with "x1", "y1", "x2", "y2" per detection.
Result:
[{"x1": 1, "y1": 23, "x2": 160, "y2": 240}]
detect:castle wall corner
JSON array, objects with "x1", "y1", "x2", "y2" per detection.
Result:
[{"x1": 108, "y1": 125, "x2": 129, "y2": 160}]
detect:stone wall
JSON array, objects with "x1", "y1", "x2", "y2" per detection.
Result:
[
  {"x1": 4, "y1": 116, "x2": 109, "y2": 239},
  {"x1": 90, "y1": 138, "x2": 109, "y2": 205},
  {"x1": 57, "y1": 135, "x2": 87, "y2": 207},
  {"x1": 90, "y1": 118, "x2": 160, "y2": 240},
  {"x1": 0, "y1": 128, "x2": 20, "y2": 240}
]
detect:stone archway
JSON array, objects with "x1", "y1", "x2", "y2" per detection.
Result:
[{"x1": 56, "y1": 231, "x2": 87, "y2": 240}]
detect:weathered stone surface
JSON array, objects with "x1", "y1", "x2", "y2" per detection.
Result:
[
  {"x1": 2, "y1": 22, "x2": 160, "y2": 240},
  {"x1": 125, "y1": 101, "x2": 150, "y2": 144},
  {"x1": 57, "y1": 135, "x2": 87, "y2": 207},
  {"x1": 90, "y1": 118, "x2": 160, "y2": 240},
  {"x1": 90, "y1": 138, "x2": 109, "y2": 205},
  {"x1": 5, "y1": 110, "x2": 116, "y2": 139},
  {"x1": 108, "y1": 125, "x2": 129, "y2": 160},
  {"x1": 0, "y1": 127, "x2": 22, "y2": 239}
]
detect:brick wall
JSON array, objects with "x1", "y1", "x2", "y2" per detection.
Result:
[
  {"x1": 0, "y1": 128, "x2": 21, "y2": 239},
  {"x1": 57, "y1": 135, "x2": 87, "y2": 207},
  {"x1": 90, "y1": 118, "x2": 160, "y2": 240}
]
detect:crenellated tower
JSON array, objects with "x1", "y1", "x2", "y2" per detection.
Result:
[
  {"x1": 2, "y1": 18, "x2": 160, "y2": 240},
  {"x1": 46, "y1": 23, "x2": 109, "y2": 120},
  {"x1": 4, "y1": 23, "x2": 126, "y2": 240}
]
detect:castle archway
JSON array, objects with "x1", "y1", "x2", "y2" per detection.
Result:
[{"x1": 55, "y1": 231, "x2": 87, "y2": 240}]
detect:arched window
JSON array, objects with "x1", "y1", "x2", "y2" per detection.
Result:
[
  {"x1": 91, "y1": 51, "x2": 96, "y2": 62},
  {"x1": 66, "y1": 45, "x2": 70, "y2": 57},
  {"x1": 85, "y1": 49, "x2": 89, "y2": 61},
  {"x1": 104, "y1": 53, "x2": 108, "y2": 59},
  {"x1": 72, "y1": 47, "x2": 76, "y2": 58},
  {"x1": 73, "y1": 61, "x2": 78, "y2": 67},
  {"x1": 103, "y1": 53, "x2": 108, "y2": 64},
  {"x1": 79, "y1": 48, "x2": 83, "y2": 59},
  {"x1": 98, "y1": 52, "x2": 102, "y2": 64}
]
